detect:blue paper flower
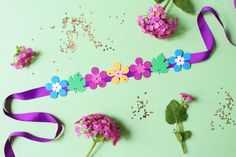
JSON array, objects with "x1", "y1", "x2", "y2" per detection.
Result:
[
  {"x1": 45, "y1": 75, "x2": 68, "y2": 99},
  {"x1": 169, "y1": 49, "x2": 191, "y2": 72}
]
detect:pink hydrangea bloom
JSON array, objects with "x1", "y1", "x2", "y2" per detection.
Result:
[
  {"x1": 129, "y1": 57, "x2": 151, "y2": 80},
  {"x1": 179, "y1": 93, "x2": 193, "y2": 103},
  {"x1": 137, "y1": 4, "x2": 178, "y2": 39},
  {"x1": 85, "y1": 67, "x2": 107, "y2": 90},
  {"x1": 11, "y1": 46, "x2": 36, "y2": 69},
  {"x1": 75, "y1": 113, "x2": 121, "y2": 146}
]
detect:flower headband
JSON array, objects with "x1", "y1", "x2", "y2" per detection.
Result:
[{"x1": 3, "y1": 5, "x2": 236, "y2": 157}]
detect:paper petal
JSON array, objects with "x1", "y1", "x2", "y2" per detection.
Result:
[
  {"x1": 59, "y1": 89, "x2": 67, "y2": 97},
  {"x1": 183, "y1": 62, "x2": 191, "y2": 70},
  {"x1": 135, "y1": 57, "x2": 143, "y2": 65},
  {"x1": 169, "y1": 57, "x2": 176, "y2": 64},
  {"x1": 51, "y1": 76, "x2": 60, "y2": 83},
  {"x1": 173, "y1": 65, "x2": 182, "y2": 72},
  {"x1": 175, "y1": 49, "x2": 183, "y2": 56},
  {"x1": 143, "y1": 71, "x2": 151, "y2": 78},
  {"x1": 129, "y1": 64, "x2": 137, "y2": 72},
  {"x1": 113, "y1": 62, "x2": 121, "y2": 70},
  {"x1": 111, "y1": 77, "x2": 119, "y2": 84},
  {"x1": 120, "y1": 75, "x2": 129, "y2": 83},
  {"x1": 134, "y1": 72, "x2": 142, "y2": 80},
  {"x1": 121, "y1": 66, "x2": 129, "y2": 74},
  {"x1": 60, "y1": 80, "x2": 68, "y2": 88},
  {"x1": 91, "y1": 67, "x2": 99, "y2": 74},
  {"x1": 50, "y1": 91, "x2": 58, "y2": 99},
  {"x1": 183, "y1": 53, "x2": 191, "y2": 60},
  {"x1": 107, "y1": 69, "x2": 115, "y2": 77},
  {"x1": 89, "y1": 82, "x2": 98, "y2": 89},
  {"x1": 45, "y1": 83, "x2": 52, "y2": 91}
]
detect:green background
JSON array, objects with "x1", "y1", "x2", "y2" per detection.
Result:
[{"x1": 1, "y1": 0, "x2": 236, "y2": 157}]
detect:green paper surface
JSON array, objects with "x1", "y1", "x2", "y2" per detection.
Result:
[{"x1": 0, "y1": 0, "x2": 236, "y2": 157}]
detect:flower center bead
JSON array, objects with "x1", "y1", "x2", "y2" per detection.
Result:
[
  {"x1": 52, "y1": 82, "x2": 62, "y2": 92},
  {"x1": 175, "y1": 56, "x2": 185, "y2": 66},
  {"x1": 91, "y1": 74, "x2": 102, "y2": 84},
  {"x1": 114, "y1": 70, "x2": 123, "y2": 78},
  {"x1": 136, "y1": 64, "x2": 145, "y2": 73}
]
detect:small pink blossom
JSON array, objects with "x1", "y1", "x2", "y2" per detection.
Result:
[
  {"x1": 75, "y1": 113, "x2": 121, "y2": 146},
  {"x1": 11, "y1": 46, "x2": 37, "y2": 69},
  {"x1": 179, "y1": 93, "x2": 193, "y2": 103},
  {"x1": 137, "y1": 4, "x2": 178, "y2": 39}
]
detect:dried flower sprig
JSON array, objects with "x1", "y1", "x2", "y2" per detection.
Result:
[
  {"x1": 11, "y1": 46, "x2": 37, "y2": 69},
  {"x1": 75, "y1": 114, "x2": 121, "y2": 157},
  {"x1": 165, "y1": 93, "x2": 194, "y2": 153}
]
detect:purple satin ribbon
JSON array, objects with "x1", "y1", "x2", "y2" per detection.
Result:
[
  {"x1": 3, "y1": 87, "x2": 63, "y2": 157},
  {"x1": 188, "y1": 6, "x2": 236, "y2": 65},
  {"x1": 3, "y1": 4, "x2": 236, "y2": 157}
]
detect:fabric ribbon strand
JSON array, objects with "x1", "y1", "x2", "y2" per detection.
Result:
[
  {"x1": 189, "y1": 6, "x2": 236, "y2": 64},
  {"x1": 3, "y1": 87, "x2": 63, "y2": 157}
]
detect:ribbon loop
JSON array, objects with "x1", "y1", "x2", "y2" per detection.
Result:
[
  {"x1": 189, "y1": 6, "x2": 236, "y2": 64},
  {"x1": 3, "y1": 87, "x2": 63, "y2": 157}
]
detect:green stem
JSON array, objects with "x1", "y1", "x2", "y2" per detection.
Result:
[
  {"x1": 181, "y1": 141, "x2": 188, "y2": 154},
  {"x1": 164, "y1": 0, "x2": 172, "y2": 9},
  {"x1": 176, "y1": 122, "x2": 188, "y2": 154},
  {"x1": 86, "y1": 141, "x2": 97, "y2": 157}
]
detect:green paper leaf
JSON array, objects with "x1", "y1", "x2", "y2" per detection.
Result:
[
  {"x1": 173, "y1": 0, "x2": 195, "y2": 14},
  {"x1": 151, "y1": 53, "x2": 169, "y2": 74},
  {"x1": 68, "y1": 72, "x2": 86, "y2": 93},
  {"x1": 165, "y1": 100, "x2": 188, "y2": 125},
  {"x1": 154, "y1": 0, "x2": 166, "y2": 3},
  {"x1": 182, "y1": 131, "x2": 192, "y2": 141}
]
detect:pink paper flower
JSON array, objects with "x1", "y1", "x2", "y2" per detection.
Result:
[
  {"x1": 11, "y1": 46, "x2": 37, "y2": 69},
  {"x1": 129, "y1": 57, "x2": 152, "y2": 80},
  {"x1": 179, "y1": 93, "x2": 193, "y2": 103},
  {"x1": 85, "y1": 67, "x2": 107, "y2": 89},
  {"x1": 137, "y1": 4, "x2": 178, "y2": 39}
]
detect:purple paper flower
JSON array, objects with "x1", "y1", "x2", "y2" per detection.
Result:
[
  {"x1": 85, "y1": 67, "x2": 107, "y2": 90},
  {"x1": 129, "y1": 57, "x2": 152, "y2": 80}
]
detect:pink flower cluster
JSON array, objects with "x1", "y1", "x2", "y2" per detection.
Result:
[
  {"x1": 11, "y1": 46, "x2": 36, "y2": 69},
  {"x1": 179, "y1": 93, "x2": 193, "y2": 103},
  {"x1": 75, "y1": 113, "x2": 121, "y2": 145},
  {"x1": 137, "y1": 4, "x2": 178, "y2": 39}
]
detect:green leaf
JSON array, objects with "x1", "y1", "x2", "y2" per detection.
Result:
[
  {"x1": 151, "y1": 53, "x2": 169, "y2": 74},
  {"x1": 95, "y1": 134, "x2": 106, "y2": 143},
  {"x1": 182, "y1": 131, "x2": 192, "y2": 141},
  {"x1": 154, "y1": 0, "x2": 166, "y2": 3},
  {"x1": 68, "y1": 72, "x2": 86, "y2": 93},
  {"x1": 165, "y1": 100, "x2": 188, "y2": 125},
  {"x1": 16, "y1": 46, "x2": 22, "y2": 55},
  {"x1": 173, "y1": 0, "x2": 195, "y2": 14}
]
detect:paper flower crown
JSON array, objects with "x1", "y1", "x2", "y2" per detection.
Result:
[
  {"x1": 45, "y1": 49, "x2": 191, "y2": 99},
  {"x1": 3, "y1": 5, "x2": 236, "y2": 157}
]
